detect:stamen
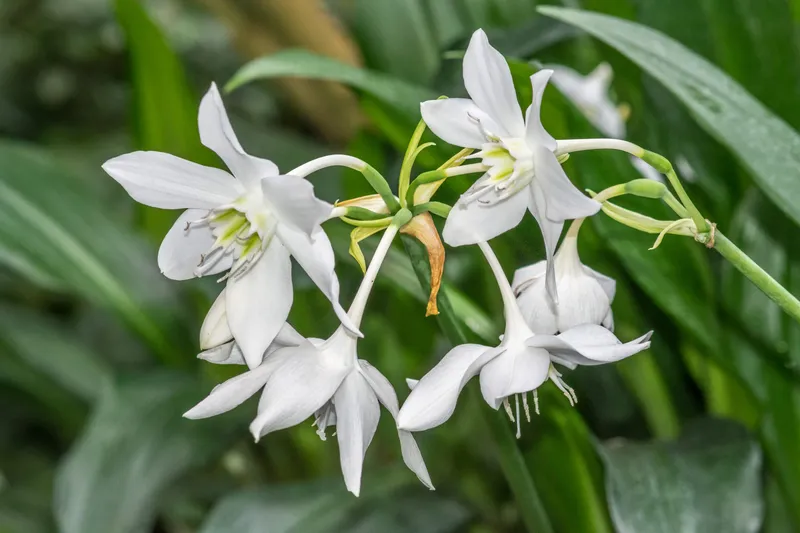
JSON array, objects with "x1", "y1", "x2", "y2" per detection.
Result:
[
  {"x1": 467, "y1": 112, "x2": 499, "y2": 141},
  {"x1": 549, "y1": 368, "x2": 578, "y2": 406},
  {"x1": 533, "y1": 390, "x2": 540, "y2": 415},
  {"x1": 522, "y1": 392, "x2": 531, "y2": 422},
  {"x1": 503, "y1": 397, "x2": 515, "y2": 422},
  {"x1": 515, "y1": 395, "x2": 521, "y2": 439}
]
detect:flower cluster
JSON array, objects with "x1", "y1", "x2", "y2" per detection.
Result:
[{"x1": 103, "y1": 29, "x2": 668, "y2": 496}]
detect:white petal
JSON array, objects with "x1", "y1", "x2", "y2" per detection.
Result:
[
  {"x1": 262, "y1": 175, "x2": 333, "y2": 236},
  {"x1": 442, "y1": 178, "x2": 529, "y2": 246},
  {"x1": 269, "y1": 323, "x2": 306, "y2": 354},
  {"x1": 420, "y1": 98, "x2": 493, "y2": 149},
  {"x1": 226, "y1": 239, "x2": 293, "y2": 369},
  {"x1": 478, "y1": 346, "x2": 550, "y2": 409},
  {"x1": 277, "y1": 225, "x2": 360, "y2": 336},
  {"x1": 102, "y1": 151, "x2": 241, "y2": 209},
  {"x1": 527, "y1": 182, "x2": 564, "y2": 304},
  {"x1": 198, "y1": 341, "x2": 243, "y2": 365},
  {"x1": 533, "y1": 145, "x2": 600, "y2": 222},
  {"x1": 183, "y1": 361, "x2": 276, "y2": 419},
  {"x1": 358, "y1": 361, "x2": 434, "y2": 490},
  {"x1": 397, "y1": 344, "x2": 494, "y2": 432},
  {"x1": 158, "y1": 209, "x2": 231, "y2": 281},
  {"x1": 406, "y1": 378, "x2": 419, "y2": 390},
  {"x1": 463, "y1": 30, "x2": 524, "y2": 137},
  {"x1": 602, "y1": 308, "x2": 615, "y2": 331},
  {"x1": 555, "y1": 272, "x2": 611, "y2": 333},
  {"x1": 200, "y1": 289, "x2": 233, "y2": 350},
  {"x1": 516, "y1": 278, "x2": 558, "y2": 335},
  {"x1": 584, "y1": 265, "x2": 616, "y2": 303},
  {"x1": 198, "y1": 83, "x2": 278, "y2": 188},
  {"x1": 249, "y1": 346, "x2": 349, "y2": 439},
  {"x1": 524, "y1": 70, "x2": 557, "y2": 151},
  {"x1": 528, "y1": 324, "x2": 652, "y2": 366},
  {"x1": 334, "y1": 371, "x2": 380, "y2": 497},
  {"x1": 511, "y1": 260, "x2": 547, "y2": 295}
]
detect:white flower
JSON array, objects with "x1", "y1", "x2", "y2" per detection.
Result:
[
  {"x1": 102, "y1": 83, "x2": 357, "y2": 368},
  {"x1": 511, "y1": 234, "x2": 615, "y2": 335},
  {"x1": 421, "y1": 29, "x2": 600, "y2": 302},
  {"x1": 549, "y1": 63, "x2": 624, "y2": 139},
  {"x1": 397, "y1": 241, "x2": 650, "y2": 438},
  {"x1": 184, "y1": 326, "x2": 433, "y2": 496}
]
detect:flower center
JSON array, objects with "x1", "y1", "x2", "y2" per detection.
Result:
[
  {"x1": 461, "y1": 135, "x2": 534, "y2": 207},
  {"x1": 187, "y1": 195, "x2": 277, "y2": 281}
]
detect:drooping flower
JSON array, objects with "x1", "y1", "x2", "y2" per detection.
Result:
[
  {"x1": 102, "y1": 83, "x2": 357, "y2": 368},
  {"x1": 512, "y1": 232, "x2": 615, "y2": 335},
  {"x1": 184, "y1": 224, "x2": 432, "y2": 496},
  {"x1": 397, "y1": 241, "x2": 650, "y2": 438},
  {"x1": 550, "y1": 63, "x2": 624, "y2": 139},
  {"x1": 420, "y1": 29, "x2": 600, "y2": 302}
]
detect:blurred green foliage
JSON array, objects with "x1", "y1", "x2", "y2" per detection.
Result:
[{"x1": 1, "y1": 0, "x2": 799, "y2": 532}]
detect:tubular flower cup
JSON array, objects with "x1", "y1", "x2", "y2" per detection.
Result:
[
  {"x1": 184, "y1": 225, "x2": 432, "y2": 497},
  {"x1": 397, "y1": 241, "x2": 651, "y2": 439},
  {"x1": 421, "y1": 29, "x2": 601, "y2": 302},
  {"x1": 102, "y1": 83, "x2": 358, "y2": 369},
  {"x1": 512, "y1": 232, "x2": 615, "y2": 334}
]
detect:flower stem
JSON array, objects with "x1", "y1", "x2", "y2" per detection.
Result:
[
  {"x1": 399, "y1": 119, "x2": 428, "y2": 207},
  {"x1": 713, "y1": 231, "x2": 800, "y2": 324},
  {"x1": 346, "y1": 224, "x2": 399, "y2": 328}
]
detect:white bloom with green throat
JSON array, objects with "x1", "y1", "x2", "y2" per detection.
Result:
[
  {"x1": 184, "y1": 223, "x2": 432, "y2": 497},
  {"x1": 420, "y1": 29, "x2": 600, "y2": 303},
  {"x1": 102, "y1": 83, "x2": 358, "y2": 369},
  {"x1": 397, "y1": 240, "x2": 651, "y2": 439}
]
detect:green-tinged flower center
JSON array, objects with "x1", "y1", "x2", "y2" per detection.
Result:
[
  {"x1": 461, "y1": 140, "x2": 534, "y2": 207},
  {"x1": 188, "y1": 195, "x2": 277, "y2": 280}
]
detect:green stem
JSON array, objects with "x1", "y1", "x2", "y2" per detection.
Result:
[
  {"x1": 401, "y1": 237, "x2": 553, "y2": 533},
  {"x1": 411, "y1": 201, "x2": 451, "y2": 219},
  {"x1": 399, "y1": 119, "x2": 428, "y2": 207},
  {"x1": 714, "y1": 231, "x2": 800, "y2": 324}
]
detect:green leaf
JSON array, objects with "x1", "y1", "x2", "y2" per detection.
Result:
[
  {"x1": 0, "y1": 306, "x2": 112, "y2": 403},
  {"x1": 54, "y1": 373, "x2": 239, "y2": 533},
  {"x1": 526, "y1": 394, "x2": 613, "y2": 533},
  {"x1": 539, "y1": 5, "x2": 800, "y2": 227},
  {"x1": 114, "y1": 0, "x2": 215, "y2": 238},
  {"x1": 0, "y1": 142, "x2": 183, "y2": 361},
  {"x1": 226, "y1": 50, "x2": 435, "y2": 120},
  {"x1": 353, "y1": 0, "x2": 440, "y2": 84},
  {"x1": 599, "y1": 419, "x2": 763, "y2": 533},
  {"x1": 198, "y1": 476, "x2": 470, "y2": 533}
]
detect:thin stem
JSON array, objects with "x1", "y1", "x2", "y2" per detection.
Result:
[
  {"x1": 714, "y1": 231, "x2": 800, "y2": 325},
  {"x1": 555, "y1": 138, "x2": 643, "y2": 157},
  {"x1": 346, "y1": 224, "x2": 399, "y2": 328}
]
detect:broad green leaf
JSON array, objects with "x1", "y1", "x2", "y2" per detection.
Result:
[
  {"x1": 353, "y1": 0, "x2": 440, "y2": 85},
  {"x1": 599, "y1": 419, "x2": 763, "y2": 533},
  {"x1": 226, "y1": 50, "x2": 435, "y2": 120},
  {"x1": 0, "y1": 142, "x2": 182, "y2": 361},
  {"x1": 198, "y1": 475, "x2": 469, "y2": 533},
  {"x1": 0, "y1": 306, "x2": 111, "y2": 403},
  {"x1": 54, "y1": 373, "x2": 240, "y2": 533},
  {"x1": 114, "y1": 0, "x2": 215, "y2": 238},
  {"x1": 539, "y1": 6, "x2": 800, "y2": 228}
]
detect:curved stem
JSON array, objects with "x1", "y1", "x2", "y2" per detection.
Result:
[
  {"x1": 477, "y1": 241, "x2": 527, "y2": 331},
  {"x1": 399, "y1": 119, "x2": 428, "y2": 207},
  {"x1": 556, "y1": 139, "x2": 707, "y2": 231},
  {"x1": 346, "y1": 224, "x2": 399, "y2": 328},
  {"x1": 714, "y1": 231, "x2": 800, "y2": 325},
  {"x1": 289, "y1": 154, "x2": 400, "y2": 213}
]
